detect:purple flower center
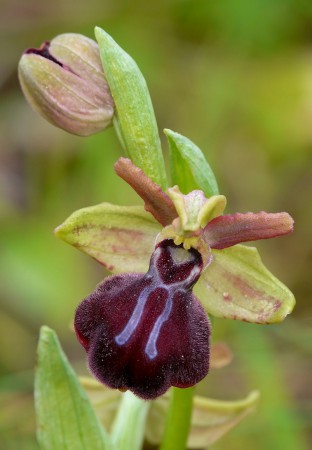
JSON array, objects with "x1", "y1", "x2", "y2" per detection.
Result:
[
  {"x1": 115, "y1": 241, "x2": 202, "y2": 359},
  {"x1": 74, "y1": 239, "x2": 210, "y2": 399}
]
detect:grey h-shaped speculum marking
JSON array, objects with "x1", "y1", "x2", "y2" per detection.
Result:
[
  {"x1": 115, "y1": 281, "x2": 172, "y2": 360},
  {"x1": 115, "y1": 251, "x2": 201, "y2": 360},
  {"x1": 145, "y1": 293, "x2": 173, "y2": 359},
  {"x1": 115, "y1": 285, "x2": 152, "y2": 347}
]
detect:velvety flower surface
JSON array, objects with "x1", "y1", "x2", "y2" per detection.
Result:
[
  {"x1": 74, "y1": 239, "x2": 210, "y2": 399},
  {"x1": 56, "y1": 158, "x2": 295, "y2": 399}
]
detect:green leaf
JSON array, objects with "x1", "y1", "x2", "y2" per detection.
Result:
[
  {"x1": 35, "y1": 326, "x2": 113, "y2": 450},
  {"x1": 95, "y1": 27, "x2": 167, "y2": 190},
  {"x1": 195, "y1": 244, "x2": 296, "y2": 324},
  {"x1": 80, "y1": 377, "x2": 121, "y2": 430},
  {"x1": 164, "y1": 128, "x2": 219, "y2": 196},
  {"x1": 55, "y1": 203, "x2": 161, "y2": 273}
]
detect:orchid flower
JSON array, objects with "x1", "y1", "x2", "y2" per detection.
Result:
[{"x1": 55, "y1": 157, "x2": 295, "y2": 400}]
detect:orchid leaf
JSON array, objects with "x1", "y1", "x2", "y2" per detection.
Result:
[
  {"x1": 55, "y1": 203, "x2": 161, "y2": 273},
  {"x1": 195, "y1": 244, "x2": 295, "y2": 324},
  {"x1": 80, "y1": 377, "x2": 121, "y2": 430},
  {"x1": 95, "y1": 27, "x2": 167, "y2": 189},
  {"x1": 164, "y1": 128, "x2": 219, "y2": 196},
  {"x1": 81, "y1": 378, "x2": 259, "y2": 449},
  {"x1": 35, "y1": 327, "x2": 113, "y2": 450}
]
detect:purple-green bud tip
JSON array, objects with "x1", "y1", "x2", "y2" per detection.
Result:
[{"x1": 18, "y1": 33, "x2": 114, "y2": 136}]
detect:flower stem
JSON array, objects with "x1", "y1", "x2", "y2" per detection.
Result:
[
  {"x1": 159, "y1": 386, "x2": 195, "y2": 450},
  {"x1": 111, "y1": 391, "x2": 150, "y2": 450}
]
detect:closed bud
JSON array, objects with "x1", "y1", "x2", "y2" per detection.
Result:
[{"x1": 18, "y1": 33, "x2": 114, "y2": 136}]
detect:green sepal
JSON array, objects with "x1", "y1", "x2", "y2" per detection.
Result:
[
  {"x1": 95, "y1": 27, "x2": 167, "y2": 190},
  {"x1": 164, "y1": 128, "x2": 219, "y2": 196},
  {"x1": 35, "y1": 326, "x2": 113, "y2": 450},
  {"x1": 195, "y1": 244, "x2": 296, "y2": 324},
  {"x1": 55, "y1": 203, "x2": 161, "y2": 273},
  {"x1": 148, "y1": 390, "x2": 259, "y2": 449},
  {"x1": 81, "y1": 378, "x2": 259, "y2": 449}
]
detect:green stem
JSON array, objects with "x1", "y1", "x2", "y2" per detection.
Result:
[
  {"x1": 159, "y1": 386, "x2": 195, "y2": 450},
  {"x1": 111, "y1": 391, "x2": 150, "y2": 450}
]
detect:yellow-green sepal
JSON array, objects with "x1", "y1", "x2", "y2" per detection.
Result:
[
  {"x1": 195, "y1": 244, "x2": 296, "y2": 324},
  {"x1": 55, "y1": 203, "x2": 161, "y2": 273},
  {"x1": 81, "y1": 377, "x2": 259, "y2": 449}
]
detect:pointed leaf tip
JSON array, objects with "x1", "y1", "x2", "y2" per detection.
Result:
[
  {"x1": 95, "y1": 26, "x2": 167, "y2": 189},
  {"x1": 164, "y1": 128, "x2": 219, "y2": 196}
]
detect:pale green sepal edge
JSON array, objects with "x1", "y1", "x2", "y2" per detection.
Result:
[
  {"x1": 164, "y1": 128, "x2": 219, "y2": 196},
  {"x1": 151, "y1": 390, "x2": 260, "y2": 450},
  {"x1": 195, "y1": 244, "x2": 296, "y2": 324},
  {"x1": 95, "y1": 26, "x2": 167, "y2": 190},
  {"x1": 55, "y1": 203, "x2": 161, "y2": 274},
  {"x1": 111, "y1": 391, "x2": 150, "y2": 450},
  {"x1": 35, "y1": 326, "x2": 114, "y2": 450},
  {"x1": 81, "y1": 377, "x2": 260, "y2": 450}
]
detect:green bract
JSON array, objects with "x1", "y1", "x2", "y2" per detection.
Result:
[
  {"x1": 95, "y1": 27, "x2": 167, "y2": 189},
  {"x1": 165, "y1": 129, "x2": 219, "y2": 196}
]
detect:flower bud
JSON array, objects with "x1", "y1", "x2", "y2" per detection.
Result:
[{"x1": 18, "y1": 33, "x2": 114, "y2": 136}]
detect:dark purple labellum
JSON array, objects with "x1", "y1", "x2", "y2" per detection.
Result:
[{"x1": 74, "y1": 239, "x2": 210, "y2": 399}]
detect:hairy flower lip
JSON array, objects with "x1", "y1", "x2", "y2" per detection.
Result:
[{"x1": 74, "y1": 239, "x2": 210, "y2": 399}]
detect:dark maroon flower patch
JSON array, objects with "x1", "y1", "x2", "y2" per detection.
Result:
[{"x1": 74, "y1": 239, "x2": 210, "y2": 399}]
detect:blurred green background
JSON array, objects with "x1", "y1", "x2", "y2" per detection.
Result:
[{"x1": 1, "y1": 0, "x2": 312, "y2": 449}]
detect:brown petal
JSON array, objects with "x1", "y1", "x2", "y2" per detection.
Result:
[
  {"x1": 205, "y1": 211, "x2": 294, "y2": 250},
  {"x1": 114, "y1": 157, "x2": 177, "y2": 226}
]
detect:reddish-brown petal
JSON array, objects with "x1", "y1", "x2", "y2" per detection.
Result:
[
  {"x1": 114, "y1": 158, "x2": 177, "y2": 226},
  {"x1": 204, "y1": 212, "x2": 294, "y2": 250}
]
